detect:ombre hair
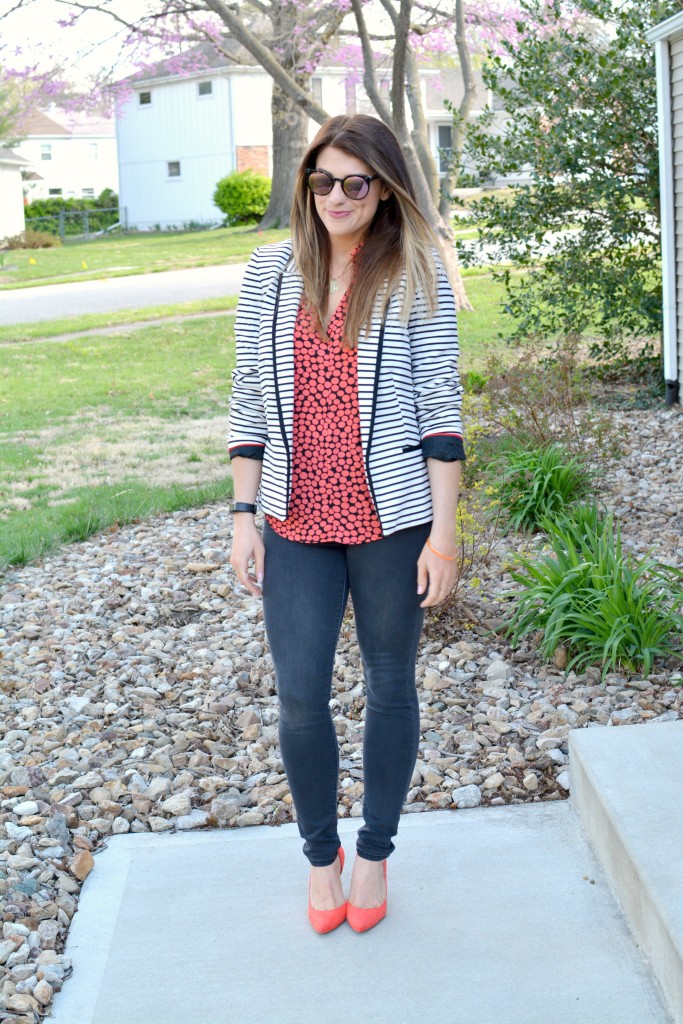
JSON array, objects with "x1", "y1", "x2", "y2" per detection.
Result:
[{"x1": 290, "y1": 114, "x2": 440, "y2": 349}]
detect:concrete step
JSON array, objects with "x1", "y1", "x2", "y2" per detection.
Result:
[
  {"x1": 51, "y1": 801, "x2": 672, "y2": 1024},
  {"x1": 570, "y1": 720, "x2": 683, "y2": 1024}
]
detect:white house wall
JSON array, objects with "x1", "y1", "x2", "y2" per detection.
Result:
[
  {"x1": 15, "y1": 135, "x2": 118, "y2": 201},
  {"x1": 0, "y1": 163, "x2": 26, "y2": 241},
  {"x1": 230, "y1": 72, "x2": 274, "y2": 153},
  {"x1": 117, "y1": 75, "x2": 235, "y2": 229}
]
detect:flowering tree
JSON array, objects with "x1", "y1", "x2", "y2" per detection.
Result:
[{"x1": 1, "y1": 0, "x2": 520, "y2": 305}]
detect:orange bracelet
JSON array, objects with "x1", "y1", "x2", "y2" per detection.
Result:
[{"x1": 427, "y1": 537, "x2": 456, "y2": 562}]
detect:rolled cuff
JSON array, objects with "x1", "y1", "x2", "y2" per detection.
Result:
[
  {"x1": 421, "y1": 433, "x2": 466, "y2": 462},
  {"x1": 228, "y1": 444, "x2": 265, "y2": 461}
]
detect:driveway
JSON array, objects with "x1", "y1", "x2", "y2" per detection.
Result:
[{"x1": 0, "y1": 263, "x2": 248, "y2": 326}]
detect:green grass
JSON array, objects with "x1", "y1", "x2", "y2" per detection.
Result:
[
  {"x1": 456, "y1": 271, "x2": 511, "y2": 372},
  {"x1": 1, "y1": 478, "x2": 234, "y2": 569},
  {"x1": 0, "y1": 225, "x2": 290, "y2": 289},
  {"x1": 0, "y1": 297, "x2": 238, "y2": 344},
  {"x1": 0, "y1": 316, "x2": 235, "y2": 433}
]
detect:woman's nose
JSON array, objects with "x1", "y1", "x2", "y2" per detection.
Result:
[{"x1": 328, "y1": 179, "x2": 347, "y2": 200}]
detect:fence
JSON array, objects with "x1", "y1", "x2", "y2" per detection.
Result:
[{"x1": 25, "y1": 206, "x2": 122, "y2": 242}]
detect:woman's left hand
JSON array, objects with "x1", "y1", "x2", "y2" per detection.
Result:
[{"x1": 417, "y1": 537, "x2": 458, "y2": 608}]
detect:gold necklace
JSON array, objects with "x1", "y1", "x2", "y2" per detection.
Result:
[{"x1": 329, "y1": 254, "x2": 353, "y2": 295}]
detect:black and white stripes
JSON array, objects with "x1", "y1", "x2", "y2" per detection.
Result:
[{"x1": 228, "y1": 239, "x2": 465, "y2": 537}]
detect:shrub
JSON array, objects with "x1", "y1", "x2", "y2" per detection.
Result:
[
  {"x1": 436, "y1": 486, "x2": 502, "y2": 615},
  {"x1": 5, "y1": 229, "x2": 62, "y2": 249},
  {"x1": 213, "y1": 170, "x2": 271, "y2": 225},
  {"x1": 505, "y1": 508, "x2": 683, "y2": 677},
  {"x1": 493, "y1": 441, "x2": 591, "y2": 533},
  {"x1": 484, "y1": 346, "x2": 621, "y2": 465}
]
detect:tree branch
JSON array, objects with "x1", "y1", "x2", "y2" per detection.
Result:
[
  {"x1": 389, "y1": 0, "x2": 411, "y2": 138},
  {"x1": 350, "y1": 0, "x2": 393, "y2": 126}
]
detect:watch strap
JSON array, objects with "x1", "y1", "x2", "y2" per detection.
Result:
[{"x1": 231, "y1": 501, "x2": 257, "y2": 514}]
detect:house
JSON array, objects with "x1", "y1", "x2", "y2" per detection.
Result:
[
  {"x1": 647, "y1": 12, "x2": 683, "y2": 405},
  {"x1": 13, "y1": 108, "x2": 119, "y2": 202},
  {"x1": 114, "y1": 41, "x2": 492, "y2": 231},
  {"x1": 0, "y1": 148, "x2": 30, "y2": 243}
]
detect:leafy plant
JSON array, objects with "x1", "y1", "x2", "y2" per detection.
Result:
[
  {"x1": 437, "y1": 486, "x2": 502, "y2": 616},
  {"x1": 213, "y1": 170, "x2": 271, "y2": 225},
  {"x1": 484, "y1": 346, "x2": 622, "y2": 464},
  {"x1": 493, "y1": 441, "x2": 592, "y2": 532},
  {"x1": 459, "y1": 0, "x2": 673, "y2": 356},
  {"x1": 5, "y1": 229, "x2": 62, "y2": 249},
  {"x1": 505, "y1": 508, "x2": 683, "y2": 677}
]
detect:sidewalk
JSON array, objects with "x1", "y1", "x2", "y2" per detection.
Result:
[{"x1": 51, "y1": 800, "x2": 673, "y2": 1024}]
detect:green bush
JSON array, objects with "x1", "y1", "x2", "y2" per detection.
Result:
[
  {"x1": 5, "y1": 229, "x2": 62, "y2": 249},
  {"x1": 505, "y1": 508, "x2": 683, "y2": 677},
  {"x1": 24, "y1": 191, "x2": 119, "y2": 236},
  {"x1": 493, "y1": 441, "x2": 591, "y2": 533},
  {"x1": 213, "y1": 170, "x2": 271, "y2": 225}
]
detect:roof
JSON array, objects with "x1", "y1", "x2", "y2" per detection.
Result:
[
  {"x1": 118, "y1": 37, "x2": 258, "y2": 86},
  {"x1": 21, "y1": 107, "x2": 115, "y2": 138},
  {"x1": 0, "y1": 147, "x2": 31, "y2": 166},
  {"x1": 647, "y1": 11, "x2": 683, "y2": 42}
]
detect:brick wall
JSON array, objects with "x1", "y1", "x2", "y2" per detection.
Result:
[{"x1": 236, "y1": 146, "x2": 270, "y2": 176}]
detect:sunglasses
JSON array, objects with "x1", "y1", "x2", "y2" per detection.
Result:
[{"x1": 306, "y1": 168, "x2": 380, "y2": 200}]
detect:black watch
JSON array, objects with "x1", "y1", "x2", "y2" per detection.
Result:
[{"x1": 230, "y1": 501, "x2": 257, "y2": 514}]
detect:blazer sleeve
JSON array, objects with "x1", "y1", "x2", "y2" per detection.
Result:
[
  {"x1": 408, "y1": 254, "x2": 466, "y2": 462},
  {"x1": 228, "y1": 248, "x2": 268, "y2": 460}
]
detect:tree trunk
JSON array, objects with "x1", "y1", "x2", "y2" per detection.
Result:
[
  {"x1": 259, "y1": 81, "x2": 310, "y2": 230},
  {"x1": 439, "y1": 0, "x2": 477, "y2": 220}
]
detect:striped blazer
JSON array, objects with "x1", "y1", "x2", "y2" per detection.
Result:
[{"x1": 228, "y1": 239, "x2": 465, "y2": 537}]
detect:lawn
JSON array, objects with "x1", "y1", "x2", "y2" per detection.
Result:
[
  {"x1": 0, "y1": 270, "x2": 510, "y2": 570},
  {"x1": 0, "y1": 222, "x2": 480, "y2": 290},
  {"x1": 0, "y1": 225, "x2": 290, "y2": 289}
]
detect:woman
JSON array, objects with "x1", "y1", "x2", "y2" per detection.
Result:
[{"x1": 228, "y1": 114, "x2": 465, "y2": 934}]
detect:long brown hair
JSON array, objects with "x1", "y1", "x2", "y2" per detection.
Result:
[{"x1": 290, "y1": 114, "x2": 440, "y2": 348}]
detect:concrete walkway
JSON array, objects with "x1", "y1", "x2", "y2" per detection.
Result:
[
  {"x1": 0, "y1": 263, "x2": 248, "y2": 326},
  {"x1": 51, "y1": 800, "x2": 673, "y2": 1024}
]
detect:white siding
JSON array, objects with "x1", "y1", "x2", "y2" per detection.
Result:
[
  {"x1": 0, "y1": 163, "x2": 26, "y2": 241},
  {"x1": 230, "y1": 72, "x2": 273, "y2": 149},
  {"x1": 671, "y1": 35, "x2": 683, "y2": 382},
  {"x1": 116, "y1": 75, "x2": 235, "y2": 229},
  {"x1": 15, "y1": 135, "x2": 118, "y2": 201}
]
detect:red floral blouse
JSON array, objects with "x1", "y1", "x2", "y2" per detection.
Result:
[{"x1": 265, "y1": 291, "x2": 383, "y2": 545}]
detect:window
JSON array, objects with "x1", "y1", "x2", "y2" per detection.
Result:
[
  {"x1": 311, "y1": 77, "x2": 323, "y2": 107},
  {"x1": 88, "y1": 142, "x2": 99, "y2": 160},
  {"x1": 198, "y1": 80, "x2": 213, "y2": 97},
  {"x1": 167, "y1": 160, "x2": 181, "y2": 178},
  {"x1": 82, "y1": 188, "x2": 95, "y2": 198},
  {"x1": 139, "y1": 91, "x2": 152, "y2": 106},
  {"x1": 41, "y1": 144, "x2": 52, "y2": 161},
  {"x1": 437, "y1": 124, "x2": 452, "y2": 174},
  {"x1": 48, "y1": 188, "x2": 62, "y2": 196}
]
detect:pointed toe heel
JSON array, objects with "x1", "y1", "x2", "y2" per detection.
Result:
[
  {"x1": 308, "y1": 846, "x2": 346, "y2": 934},
  {"x1": 346, "y1": 860, "x2": 387, "y2": 933}
]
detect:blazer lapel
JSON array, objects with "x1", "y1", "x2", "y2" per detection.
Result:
[
  {"x1": 272, "y1": 265, "x2": 303, "y2": 447},
  {"x1": 357, "y1": 311, "x2": 384, "y2": 453}
]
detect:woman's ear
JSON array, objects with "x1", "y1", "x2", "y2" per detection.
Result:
[{"x1": 380, "y1": 185, "x2": 392, "y2": 201}]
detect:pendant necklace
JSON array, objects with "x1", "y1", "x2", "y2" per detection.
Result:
[{"x1": 329, "y1": 253, "x2": 353, "y2": 295}]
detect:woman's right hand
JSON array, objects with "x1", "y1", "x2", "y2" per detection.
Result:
[{"x1": 229, "y1": 516, "x2": 265, "y2": 597}]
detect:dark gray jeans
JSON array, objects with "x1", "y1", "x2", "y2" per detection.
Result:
[{"x1": 261, "y1": 519, "x2": 430, "y2": 867}]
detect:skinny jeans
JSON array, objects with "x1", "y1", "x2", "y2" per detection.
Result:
[{"x1": 261, "y1": 518, "x2": 430, "y2": 867}]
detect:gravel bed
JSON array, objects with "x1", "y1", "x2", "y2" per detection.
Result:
[{"x1": 0, "y1": 405, "x2": 681, "y2": 1022}]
